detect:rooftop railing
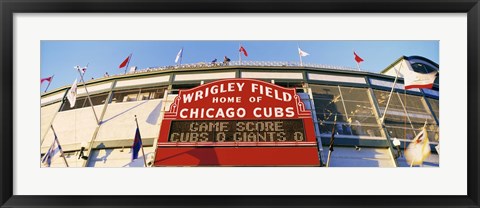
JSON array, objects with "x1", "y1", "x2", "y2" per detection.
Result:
[{"x1": 117, "y1": 60, "x2": 362, "y2": 76}]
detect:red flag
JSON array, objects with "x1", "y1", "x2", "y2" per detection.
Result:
[
  {"x1": 119, "y1": 54, "x2": 131, "y2": 68},
  {"x1": 239, "y1": 46, "x2": 248, "y2": 57},
  {"x1": 354, "y1": 52, "x2": 364, "y2": 63},
  {"x1": 41, "y1": 76, "x2": 53, "y2": 84}
]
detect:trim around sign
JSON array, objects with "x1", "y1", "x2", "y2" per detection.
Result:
[{"x1": 154, "y1": 78, "x2": 320, "y2": 166}]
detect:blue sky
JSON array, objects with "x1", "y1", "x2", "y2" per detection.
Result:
[{"x1": 41, "y1": 40, "x2": 438, "y2": 91}]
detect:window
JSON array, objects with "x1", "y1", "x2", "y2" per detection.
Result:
[
  {"x1": 111, "y1": 86, "x2": 167, "y2": 103},
  {"x1": 374, "y1": 90, "x2": 439, "y2": 143},
  {"x1": 410, "y1": 63, "x2": 437, "y2": 73},
  {"x1": 171, "y1": 84, "x2": 200, "y2": 95},
  {"x1": 275, "y1": 82, "x2": 303, "y2": 88},
  {"x1": 83, "y1": 93, "x2": 109, "y2": 107},
  {"x1": 111, "y1": 90, "x2": 140, "y2": 103},
  {"x1": 172, "y1": 84, "x2": 200, "y2": 90},
  {"x1": 61, "y1": 92, "x2": 109, "y2": 111},
  {"x1": 311, "y1": 84, "x2": 383, "y2": 138},
  {"x1": 426, "y1": 98, "x2": 439, "y2": 120},
  {"x1": 138, "y1": 88, "x2": 165, "y2": 101}
]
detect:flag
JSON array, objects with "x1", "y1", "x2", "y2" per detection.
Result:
[
  {"x1": 119, "y1": 54, "x2": 131, "y2": 68},
  {"x1": 298, "y1": 47, "x2": 309, "y2": 57},
  {"x1": 41, "y1": 76, "x2": 53, "y2": 84},
  {"x1": 354, "y1": 52, "x2": 364, "y2": 63},
  {"x1": 404, "y1": 70, "x2": 438, "y2": 90},
  {"x1": 41, "y1": 133, "x2": 63, "y2": 167},
  {"x1": 405, "y1": 126, "x2": 431, "y2": 166},
  {"x1": 239, "y1": 46, "x2": 248, "y2": 57},
  {"x1": 66, "y1": 79, "x2": 78, "y2": 108},
  {"x1": 132, "y1": 126, "x2": 143, "y2": 161},
  {"x1": 175, "y1": 48, "x2": 183, "y2": 63},
  {"x1": 76, "y1": 64, "x2": 88, "y2": 74}
]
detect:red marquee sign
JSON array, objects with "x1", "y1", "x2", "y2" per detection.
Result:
[{"x1": 154, "y1": 79, "x2": 320, "y2": 166}]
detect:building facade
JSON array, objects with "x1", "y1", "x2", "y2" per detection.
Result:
[{"x1": 40, "y1": 57, "x2": 439, "y2": 167}]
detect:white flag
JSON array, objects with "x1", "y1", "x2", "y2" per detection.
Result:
[
  {"x1": 175, "y1": 48, "x2": 183, "y2": 63},
  {"x1": 81, "y1": 67, "x2": 87, "y2": 74},
  {"x1": 298, "y1": 47, "x2": 310, "y2": 57},
  {"x1": 41, "y1": 134, "x2": 62, "y2": 167},
  {"x1": 66, "y1": 79, "x2": 78, "y2": 108},
  {"x1": 404, "y1": 70, "x2": 437, "y2": 90},
  {"x1": 405, "y1": 126, "x2": 431, "y2": 166},
  {"x1": 74, "y1": 65, "x2": 87, "y2": 75}
]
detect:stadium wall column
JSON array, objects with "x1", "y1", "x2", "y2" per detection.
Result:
[
  {"x1": 303, "y1": 83, "x2": 325, "y2": 166},
  {"x1": 235, "y1": 69, "x2": 241, "y2": 78},
  {"x1": 152, "y1": 86, "x2": 172, "y2": 165},
  {"x1": 82, "y1": 81, "x2": 117, "y2": 167},
  {"x1": 365, "y1": 77, "x2": 399, "y2": 167},
  {"x1": 168, "y1": 73, "x2": 174, "y2": 85}
]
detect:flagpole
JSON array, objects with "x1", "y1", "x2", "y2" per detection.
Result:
[
  {"x1": 124, "y1": 53, "x2": 132, "y2": 75},
  {"x1": 44, "y1": 75, "x2": 54, "y2": 93},
  {"x1": 50, "y1": 125, "x2": 69, "y2": 167},
  {"x1": 135, "y1": 115, "x2": 147, "y2": 167},
  {"x1": 380, "y1": 75, "x2": 398, "y2": 123},
  {"x1": 397, "y1": 91, "x2": 417, "y2": 136},
  {"x1": 354, "y1": 49, "x2": 360, "y2": 71},
  {"x1": 179, "y1": 48, "x2": 183, "y2": 66},
  {"x1": 379, "y1": 63, "x2": 402, "y2": 124},
  {"x1": 404, "y1": 90, "x2": 408, "y2": 153},
  {"x1": 297, "y1": 45, "x2": 303, "y2": 66},
  {"x1": 326, "y1": 147, "x2": 332, "y2": 167},
  {"x1": 239, "y1": 44, "x2": 242, "y2": 64},
  {"x1": 76, "y1": 66, "x2": 100, "y2": 124},
  {"x1": 326, "y1": 114, "x2": 337, "y2": 167}
]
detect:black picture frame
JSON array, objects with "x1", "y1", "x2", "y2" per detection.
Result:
[{"x1": 1, "y1": 0, "x2": 479, "y2": 207}]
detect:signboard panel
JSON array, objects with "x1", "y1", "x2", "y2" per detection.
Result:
[
  {"x1": 155, "y1": 79, "x2": 320, "y2": 166},
  {"x1": 156, "y1": 147, "x2": 320, "y2": 166},
  {"x1": 168, "y1": 120, "x2": 305, "y2": 143}
]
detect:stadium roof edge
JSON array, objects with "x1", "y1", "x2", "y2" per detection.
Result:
[
  {"x1": 380, "y1": 55, "x2": 439, "y2": 74},
  {"x1": 41, "y1": 65, "x2": 404, "y2": 98}
]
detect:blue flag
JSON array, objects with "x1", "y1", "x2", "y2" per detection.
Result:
[
  {"x1": 132, "y1": 127, "x2": 143, "y2": 161},
  {"x1": 41, "y1": 132, "x2": 62, "y2": 167}
]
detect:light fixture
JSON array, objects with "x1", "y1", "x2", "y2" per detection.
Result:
[
  {"x1": 392, "y1": 138, "x2": 402, "y2": 159},
  {"x1": 78, "y1": 142, "x2": 89, "y2": 160}
]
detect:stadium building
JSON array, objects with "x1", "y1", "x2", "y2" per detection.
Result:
[{"x1": 40, "y1": 55, "x2": 439, "y2": 167}]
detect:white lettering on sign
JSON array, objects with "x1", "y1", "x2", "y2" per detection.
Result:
[
  {"x1": 181, "y1": 82, "x2": 295, "y2": 103},
  {"x1": 253, "y1": 107, "x2": 295, "y2": 118},
  {"x1": 180, "y1": 108, "x2": 247, "y2": 119},
  {"x1": 179, "y1": 107, "x2": 294, "y2": 119},
  {"x1": 168, "y1": 120, "x2": 306, "y2": 143},
  {"x1": 212, "y1": 97, "x2": 241, "y2": 103},
  {"x1": 174, "y1": 80, "x2": 301, "y2": 119},
  {"x1": 182, "y1": 82, "x2": 245, "y2": 103},
  {"x1": 251, "y1": 83, "x2": 292, "y2": 101}
]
